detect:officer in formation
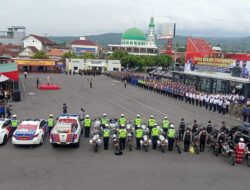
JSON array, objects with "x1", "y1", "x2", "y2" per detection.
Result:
[
  {"x1": 47, "y1": 114, "x2": 55, "y2": 133},
  {"x1": 118, "y1": 124, "x2": 127, "y2": 150},
  {"x1": 167, "y1": 124, "x2": 176, "y2": 151},
  {"x1": 183, "y1": 128, "x2": 192, "y2": 152},
  {"x1": 162, "y1": 116, "x2": 170, "y2": 138},
  {"x1": 83, "y1": 115, "x2": 91, "y2": 138},
  {"x1": 103, "y1": 124, "x2": 110, "y2": 150},
  {"x1": 119, "y1": 114, "x2": 126, "y2": 126},
  {"x1": 11, "y1": 114, "x2": 19, "y2": 131},
  {"x1": 148, "y1": 115, "x2": 156, "y2": 137},
  {"x1": 206, "y1": 120, "x2": 213, "y2": 135},
  {"x1": 134, "y1": 114, "x2": 142, "y2": 130},
  {"x1": 101, "y1": 113, "x2": 109, "y2": 126},
  {"x1": 151, "y1": 124, "x2": 160, "y2": 149},
  {"x1": 135, "y1": 125, "x2": 143, "y2": 150},
  {"x1": 198, "y1": 127, "x2": 207, "y2": 152},
  {"x1": 178, "y1": 118, "x2": 186, "y2": 139}
]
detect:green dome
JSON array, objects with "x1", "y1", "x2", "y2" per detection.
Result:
[{"x1": 121, "y1": 28, "x2": 146, "y2": 41}]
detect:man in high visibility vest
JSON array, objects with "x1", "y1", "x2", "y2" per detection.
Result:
[
  {"x1": 135, "y1": 125, "x2": 143, "y2": 150},
  {"x1": 162, "y1": 116, "x2": 170, "y2": 138},
  {"x1": 11, "y1": 114, "x2": 19, "y2": 131},
  {"x1": 101, "y1": 113, "x2": 109, "y2": 127},
  {"x1": 103, "y1": 124, "x2": 110, "y2": 150},
  {"x1": 47, "y1": 114, "x2": 55, "y2": 133},
  {"x1": 118, "y1": 125, "x2": 127, "y2": 150},
  {"x1": 148, "y1": 115, "x2": 156, "y2": 137},
  {"x1": 134, "y1": 114, "x2": 142, "y2": 130},
  {"x1": 83, "y1": 115, "x2": 92, "y2": 138},
  {"x1": 167, "y1": 124, "x2": 176, "y2": 151},
  {"x1": 119, "y1": 114, "x2": 126, "y2": 127},
  {"x1": 151, "y1": 124, "x2": 160, "y2": 149}
]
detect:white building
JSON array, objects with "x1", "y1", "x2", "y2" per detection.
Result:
[
  {"x1": 19, "y1": 46, "x2": 39, "y2": 58},
  {"x1": 66, "y1": 58, "x2": 121, "y2": 73},
  {"x1": 23, "y1": 35, "x2": 56, "y2": 52},
  {"x1": 71, "y1": 37, "x2": 98, "y2": 56},
  {"x1": 0, "y1": 26, "x2": 26, "y2": 45}
]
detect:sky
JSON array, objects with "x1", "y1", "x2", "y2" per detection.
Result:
[{"x1": 1, "y1": 0, "x2": 250, "y2": 37}]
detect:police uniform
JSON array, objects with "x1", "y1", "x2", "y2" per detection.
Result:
[
  {"x1": 151, "y1": 126, "x2": 160, "y2": 149},
  {"x1": 167, "y1": 127, "x2": 176, "y2": 151},
  {"x1": 103, "y1": 127, "x2": 110, "y2": 150},
  {"x1": 183, "y1": 130, "x2": 192, "y2": 152},
  {"x1": 118, "y1": 128, "x2": 127, "y2": 150},
  {"x1": 199, "y1": 129, "x2": 207, "y2": 152},
  {"x1": 135, "y1": 127, "x2": 143, "y2": 150},
  {"x1": 83, "y1": 116, "x2": 91, "y2": 138},
  {"x1": 47, "y1": 116, "x2": 55, "y2": 133}
]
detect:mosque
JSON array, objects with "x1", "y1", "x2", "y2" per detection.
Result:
[{"x1": 108, "y1": 17, "x2": 158, "y2": 56}]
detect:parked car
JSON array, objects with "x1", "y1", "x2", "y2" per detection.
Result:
[{"x1": 0, "y1": 119, "x2": 13, "y2": 145}]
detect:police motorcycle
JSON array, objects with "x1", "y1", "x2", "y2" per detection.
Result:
[
  {"x1": 156, "y1": 127, "x2": 168, "y2": 153},
  {"x1": 140, "y1": 124, "x2": 151, "y2": 152},
  {"x1": 214, "y1": 136, "x2": 236, "y2": 166},
  {"x1": 126, "y1": 120, "x2": 134, "y2": 151},
  {"x1": 206, "y1": 129, "x2": 219, "y2": 150},
  {"x1": 89, "y1": 118, "x2": 103, "y2": 153},
  {"x1": 109, "y1": 119, "x2": 120, "y2": 152}
]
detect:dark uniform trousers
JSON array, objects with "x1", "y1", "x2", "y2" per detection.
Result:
[
  {"x1": 152, "y1": 136, "x2": 158, "y2": 149},
  {"x1": 85, "y1": 127, "x2": 90, "y2": 138},
  {"x1": 168, "y1": 137, "x2": 175, "y2": 151},
  {"x1": 200, "y1": 139, "x2": 206, "y2": 152},
  {"x1": 184, "y1": 141, "x2": 190, "y2": 152},
  {"x1": 103, "y1": 137, "x2": 109, "y2": 150},
  {"x1": 136, "y1": 138, "x2": 142, "y2": 150},
  {"x1": 119, "y1": 138, "x2": 126, "y2": 150}
]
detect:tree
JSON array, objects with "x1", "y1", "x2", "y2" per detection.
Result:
[
  {"x1": 78, "y1": 52, "x2": 97, "y2": 59},
  {"x1": 32, "y1": 51, "x2": 49, "y2": 59},
  {"x1": 109, "y1": 50, "x2": 128, "y2": 60},
  {"x1": 62, "y1": 51, "x2": 77, "y2": 59}
]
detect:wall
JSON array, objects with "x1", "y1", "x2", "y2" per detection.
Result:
[{"x1": 23, "y1": 36, "x2": 43, "y2": 51}]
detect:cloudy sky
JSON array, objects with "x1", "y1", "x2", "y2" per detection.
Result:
[{"x1": 1, "y1": 0, "x2": 250, "y2": 37}]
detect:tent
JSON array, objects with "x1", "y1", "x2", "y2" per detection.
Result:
[{"x1": 0, "y1": 63, "x2": 19, "y2": 82}]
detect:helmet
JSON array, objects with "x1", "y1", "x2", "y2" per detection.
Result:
[
  {"x1": 49, "y1": 114, "x2": 53, "y2": 117},
  {"x1": 13, "y1": 114, "x2": 17, "y2": 118},
  {"x1": 164, "y1": 116, "x2": 168, "y2": 119},
  {"x1": 103, "y1": 113, "x2": 107, "y2": 117},
  {"x1": 150, "y1": 115, "x2": 154, "y2": 118},
  {"x1": 137, "y1": 114, "x2": 140, "y2": 117},
  {"x1": 121, "y1": 114, "x2": 124, "y2": 117},
  {"x1": 137, "y1": 125, "x2": 141, "y2": 128},
  {"x1": 170, "y1": 124, "x2": 175, "y2": 128},
  {"x1": 86, "y1": 115, "x2": 89, "y2": 118},
  {"x1": 239, "y1": 138, "x2": 244, "y2": 142}
]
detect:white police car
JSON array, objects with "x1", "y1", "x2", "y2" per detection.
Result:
[
  {"x1": 12, "y1": 119, "x2": 48, "y2": 146},
  {"x1": 50, "y1": 114, "x2": 82, "y2": 148},
  {"x1": 0, "y1": 119, "x2": 12, "y2": 145}
]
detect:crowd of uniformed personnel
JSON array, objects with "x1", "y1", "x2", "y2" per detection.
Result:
[{"x1": 108, "y1": 72, "x2": 249, "y2": 122}]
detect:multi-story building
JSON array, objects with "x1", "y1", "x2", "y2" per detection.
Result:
[
  {"x1": 0, "y1": 26, "x2": 26, "y2": 45},
  {"x1": 71, "y1": 37, "x2": 98, "y2": 56}
]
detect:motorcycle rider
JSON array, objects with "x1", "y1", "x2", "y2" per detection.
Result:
[
  {"x1": 235, "y1": 138, "x2": 246, "y2": 164},
  {"x1": 183, "y1": 128, "x2": 192, "y2": 152},
  {"x1": 47, "y1": 114, "x2": 55, "y2": 134},
  {"x1": 11, "y1": 114, "x2": 19, "y2": 131},
  {"x1": 118, "y1": 124, "x2": 127, "y2": 150},
  {"x1": 216, "y1": 130, "x2": 226, "y2": 153},
  {"x1": 198, "y1": 127, "x2": 207, "y2": 152},
  {"x1": 167, "y1": 124, "x2": 176, "y2": 151},
  {"x1": 134, "y1": 114, "x2": 142, "y2": 130},
  {"x1": 220, "y1": 121, "x2": 229, "y2": 134},
  {"x1": 148, "y1": 115, "x2": 156, "y2": 137},
  {"x1": 119, "y1": 114, "x2": 126, "y2": 127},
  {"x1": 151, "y1": 124, "x2": 160, "y2": 149},
  {"x1": 101, "y1": 113, "x2": 109, "y2": 126},
  {"x1": 83, "y1": 115, "x2": 92, "y2": 138},
  {"x1": 192, "y1": 120, "x2": 199, "y2": 134},
  {"x1": 206, "y1": 120, "x2": 213, "y2": 135},
  {"x1": 162, "y1": 116, "x2": 170, "y2": 138},
  {"x1": 179, "y1": 118, "x2": 186, "y2": 139},
  {"x1": 135, "y1": 125, "x2": 143, "y2": 150},
  {"x1": 103, "y1": 124, "x2": 110, "y2": 150}
]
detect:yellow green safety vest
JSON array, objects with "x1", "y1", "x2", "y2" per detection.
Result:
[
  {"x1": 135, "y1": 129, "x2": 143, "y2": 138},
  {"x1": 84, "y1": 118, "x2": 91, "y2": 127},
  {"x1": 134, "y1": 118, "x2": 142, "y2": 126},
  {"x1": 119, "y1": 118, "x2": 126, "y2": 126},
  {"x1": 152, "y1": 127, "x2": 160, "y2": 136},
  {"x1": 47, "y1": 118, "x2": 54, "y2": 127},
  {"x1": 162, "y1": 119, "x2": 170, "y2": 129},
  {"x1": 167, "y1": 128, "x2": 176, "y2": 138},
  {"x1": 103, "y1": 129, "x2": 110, "y2": 137},
  {"x1": 101, "y1": 118, "x2": 108, "y2": 125},
  {"x1": 119, "y1": 129, "x2": 127, "y2": 138},
  {"x1": 11, "y1": 120, "x2": 19, "y2": 127},
  {"x1": 148, "y1": 119, "x2": 156, "y2": 127}
]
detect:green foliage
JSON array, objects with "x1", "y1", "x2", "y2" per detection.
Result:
[
  {"x1": 62, "y1": 52, "x2": 77, "y2": 58},
  {"x1": 78, "y1": 52, "x2": 97, "y2": 59},
  {"x1": 32, "y1": 51, "x2": 49, "y2": 59},
  {"x1": 110, "y1": 50, "x2": 172, "y2": 69}
]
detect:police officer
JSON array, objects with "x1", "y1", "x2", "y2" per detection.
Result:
[
  {"x1": 135, "y1": 125, "x2": 143, "y2": 150},
  {"x1": 47, "y1": 114, "x2": 55, "y2": 133},
  {"x1": 89, "y1": 78, "x2": 92, "y2": 88},
  {"x1": 198, "y1": 127, "x2": 207, "y2": 152},
  {"x1": 83, "y1": 115, "x2": 91, "y2": 138},
  {"x1": 148, "y1": 115, "x2": 156, "y2": 137},
  {"x1": 162, "y1": 116, "x2": 170, "y2": 138},
  {"x1": 11, "y1": 114, "x2": 19, "y2": 131},
  {"x1": 134, "y1": 114, "x2": 142, "y2": 130},
  {"x1": 118, "y1": 124, "x2": 127, "y2": 150},
  {"x1": 119, "y1": 114, "x2": 126, "y2": 127},
  {"x1": 167, "y1": 124, "x2": 176, "y2": 151},
  {"x1": 183, "y1": 128, "x2": 192, "y2": 152},
  {"x1": 62, "y1": 103, "x2": 67, "y2": 114},
  {"x1": 151, "y1": 124, "x2": 160, "y2": 149},
  {"x1": 192, "y1": 120, "x2": 199, "y2": 134},
  {"x1": 206, "y1": 121, "x2": 213, "y2": 135},
  {"x1": 103, "y1": 124, "x2": 110, "y2": 150},
  {"x1": 101, "y1": 113, "x2": 109, "y2": 126},
  {"x1": 179, "y1": 118, "x2": 186, "y2": 139}
]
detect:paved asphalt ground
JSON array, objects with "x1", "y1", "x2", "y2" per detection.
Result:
[{"x1": 0, "y1": 73, "x2": 249, "y2": 190}]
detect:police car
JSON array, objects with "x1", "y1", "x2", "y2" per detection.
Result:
[
  {"x1": 12, "y1": 119, "x2": 48, "y2": 146},
  {"x1": 50, "y1": 114, "x2": 82, "y2": 148},
  {"x1": 0, "y1": 119, "x2": 13, "y2": 145}
]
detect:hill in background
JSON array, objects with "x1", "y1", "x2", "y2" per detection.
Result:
[{"x1": 49, "y1": 34, "x2": 250, "y2": 53}]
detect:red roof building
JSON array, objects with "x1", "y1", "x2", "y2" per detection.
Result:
[{"x1": 71, "y1": 37, "x2": 98, "y2": 55}]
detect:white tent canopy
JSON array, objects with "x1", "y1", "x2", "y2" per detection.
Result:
[{"x1": 0, "y1": 75, "x2": 9, "y2": 82}]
